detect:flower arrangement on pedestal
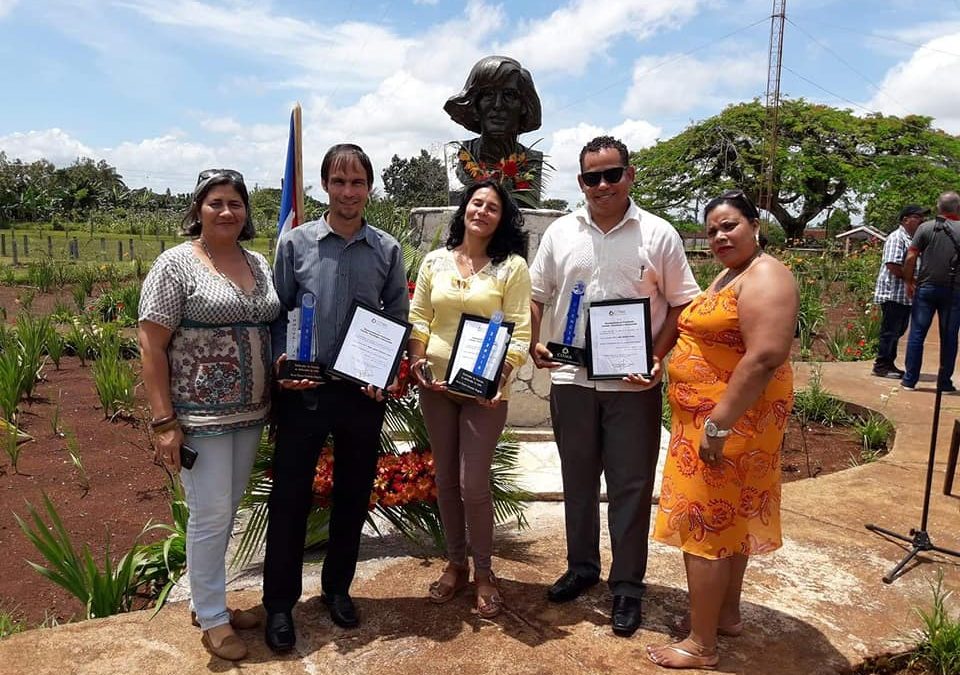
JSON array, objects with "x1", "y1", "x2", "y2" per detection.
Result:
[{"x1": 454, "y1": 142, "x2": 547, "y2": 208}]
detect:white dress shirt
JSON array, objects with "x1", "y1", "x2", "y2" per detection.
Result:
[{"x1": 530, "y1": 199, "x2": 700, "y2": 391}]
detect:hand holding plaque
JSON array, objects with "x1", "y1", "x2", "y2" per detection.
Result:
[
  {"x1": 328, "y1": 301, "x2": 411, "y2": 390},
  {"x1": 446, "y1": 312, "x2": 515, "y2": 399},
  {"x1": 585, "y1": 298, "x2": 653, "y2": 380},
  {"x1": 546, "y1": 280, "x2": 588, "y2": 366},
  {"x1": 279, "y1": 292, "x2": 327, "y2": 382}
]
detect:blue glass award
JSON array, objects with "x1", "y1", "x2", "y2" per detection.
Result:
[
  {"x1": 448, "y1": 311, "x2": 514, "y2": 398},
  {"x1": 547, "y1": 280, "x2": 588, "y2": 365},
  {"x1": 280, "y1": 291, "x2": 326, "y2": 381}
]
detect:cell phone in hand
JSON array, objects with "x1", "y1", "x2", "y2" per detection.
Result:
[
  {"x1": 420, "y1": 360, "x2": 435, "y2": 384},
  {"x1": 180, "y1": 444, "x2": 198, "y2": 470}
]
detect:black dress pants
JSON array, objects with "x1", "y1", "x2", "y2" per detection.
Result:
[{"x1": 262, "y1": 383, "x2": 385, "y2": 613}]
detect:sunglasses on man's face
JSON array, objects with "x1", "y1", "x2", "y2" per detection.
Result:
[
  {"x1": 580, "y1": 167, "x2": 626, "y2": 188},
  {"x1": 196, "y1": 168, "x2": 244, "y2": 185}
]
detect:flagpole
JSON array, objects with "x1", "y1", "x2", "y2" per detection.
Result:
[{"x1": 293, "y1": 102, "x2": 304, "y2": 224}]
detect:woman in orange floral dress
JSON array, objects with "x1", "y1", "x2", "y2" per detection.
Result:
[{"x1": 647, "y1": 191, "x2": 798, "y2": 670}]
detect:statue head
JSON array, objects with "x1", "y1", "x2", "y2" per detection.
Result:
[{"x1": 444, "y1": 56, "x2": 542, "y2": 139}]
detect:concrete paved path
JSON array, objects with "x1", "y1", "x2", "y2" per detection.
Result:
[{"x1": 1, "y1": 356, "x2": 959, "y2": 674}]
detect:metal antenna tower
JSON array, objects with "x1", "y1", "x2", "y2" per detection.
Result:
[{"x1": 758, "y1": 0, "x2": 786, "y2": 218}]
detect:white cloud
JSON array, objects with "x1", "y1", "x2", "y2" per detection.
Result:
[
  {"x1": 621, "y1": 52, "x2": 765, "y2": 118},
  {"x1": 498, "y1": 0, "x2": 701, "y2": 75},
  {"x1": 0, "y1": 129, "x2": 95, "y2": 165},
  {"x1": 117, "y1": 0, "x2": 418, "y2": 89},
  {"x1": 864, "y1": 32, "x2": 960, "y2": 133},
  {"x1": 0, "y1": 0, "x2": 18, "y2": 19},
  {"x1": 546, "y1": 119, "x2": 662, "y2": 205},
  {"x1": 413, "y1": 0, "x2": 439, "y2": 5}
]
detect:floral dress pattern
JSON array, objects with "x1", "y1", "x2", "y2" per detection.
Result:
[
  {"x1": 138, "y1": 242, "x2": 281, "y2": 436},
  {"x1": 652, "y1": 286, "x2": 793, "y2": 559}
]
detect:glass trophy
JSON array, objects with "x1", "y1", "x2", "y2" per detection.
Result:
[
  {"x1": 279, "y1": 292, "x2": 326, "y2": 381},
  {"x1": 547, "y1": 280, "x2": 588, "y2": 365}
]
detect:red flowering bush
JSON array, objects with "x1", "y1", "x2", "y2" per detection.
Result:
[{"x1": 312, "y1": 446, "x2": 437, "y2": 509}]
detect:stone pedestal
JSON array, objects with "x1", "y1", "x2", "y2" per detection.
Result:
[{"x1": 408, "y1": 207, "x2": 565, "y2": 427}]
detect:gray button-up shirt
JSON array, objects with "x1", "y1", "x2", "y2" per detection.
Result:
[{"x1": 270, "y1": 216, "x2": 409, "y2": 369}]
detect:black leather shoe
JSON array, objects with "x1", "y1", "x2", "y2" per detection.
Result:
[
  {"x1": 322, "y1": 593, "x2": 359, "y2": 628},
  {"x1": 264, "y1": 611, "x2": 296, "y2": 653},
  {"x1": 547, "y1": 571, "x2": 600, "y2": 603},
  {"x1": 611, "y1": 595, "x2": 642, "y2": 637}
]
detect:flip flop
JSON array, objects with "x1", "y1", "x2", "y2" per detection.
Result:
[{"x1": 647, "y1": 643, "x2": 719, "y2": 670}]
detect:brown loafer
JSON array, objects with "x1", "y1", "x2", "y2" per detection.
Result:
[
  {"x1": 191, "y1": 608, "x2": 261, "y2": 630},
  {"x1": 201, "y1": 630, "x2": 248, "y2": 661}
]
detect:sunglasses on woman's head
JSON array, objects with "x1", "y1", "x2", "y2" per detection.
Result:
[
  {"x1": 580, "y1": 166, "x2": 626, "y2": 187},
  {"x1": 196, "y1": 168, "x2": 245, "y2": 185}
]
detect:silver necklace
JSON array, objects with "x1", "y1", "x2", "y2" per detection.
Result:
[{"x1": 198, "y1": 237, "x2": 256, "y2": 295}]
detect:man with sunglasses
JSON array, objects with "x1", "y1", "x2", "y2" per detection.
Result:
[
  {"x1": 528, "y1": 136, "x2": 699, "y2": 637},
  {"x1": 262, "y1": 144, "x2": 409, "y2": 651}
]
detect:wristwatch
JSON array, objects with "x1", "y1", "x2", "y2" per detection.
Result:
[{"x1": 704, "y1": 418, "x2": 732, "y2": 438}]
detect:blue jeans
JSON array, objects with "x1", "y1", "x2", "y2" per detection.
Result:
[
  {"x1": 903, "y1": 285, "x2": 960, "y2": 388},
  {"x1": 874, "y1": 301, "x2": 911, "y2": 371},
  {"x1": 181, "y1": 425, "x2": 262, "y2": 631}
]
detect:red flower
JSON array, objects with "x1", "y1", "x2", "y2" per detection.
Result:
[
  {"x1": 407, "y1": 280, "x2": 416, "y2": 299},
  {"x1": 500, "y1": 160, "x2": 518, "y2": 177},
  {"x1": 514, "y1": 180, "x2": 531, "y2": 190}
]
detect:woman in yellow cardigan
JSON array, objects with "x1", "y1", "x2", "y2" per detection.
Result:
[{"x1": 408, "y1": 179, "x2": 531, "y2": 618}]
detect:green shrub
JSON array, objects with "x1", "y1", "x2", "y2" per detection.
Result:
[
  {"x1": 0, "y1": 603, "x2": 23, "y2": 639},
  {"x1": 92, "y1": 356, "x2": 137, "y2": 419},
  {"x1": 852, "y1": 412, "x2": 893, "y2": 452},
  {"x1": 137, "y1": 479, "x2": 188, "y2": 612},
  {"x1": 793, "y1": 366, "x2": 850, "y2": 426},
  {"x1": 15, "y1": 314, "x2": 50, "y2": 400},
  {"x1": 0, "y1": 349, "x2": 26, "y2": 423},
  {"x1": 15, "y1": 493, "x2": 147, "y2": 620},
  {"x1": 64, "y1": 320, "x2": 93, "y2": 365},
  {"x1": 45, "y1": 326, "x2": 64, "y2": 370},
  {"x1": 911, "y1": 570, "x2": 960, "y2": 675},
  {"x1": 27, "y1": 257, "x2": 56, "y2": 293}
]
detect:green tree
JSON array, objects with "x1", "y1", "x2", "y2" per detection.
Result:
[
  {"x1": 541, "y1": 198, "x2": 569, "y2": 211},
  {"x1": 824, "y1": 210, "x2": 851, "y2": 238},
  {"x1": 381, "y1": 150, "x2": 447, "y2": 207},
  {"x1": 629, "y1": 99, "x2": 960, "y2": 240}
]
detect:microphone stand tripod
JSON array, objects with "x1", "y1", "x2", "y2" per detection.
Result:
[{"x1": 865, "y1": 219, "x2": 960, "y2": 583}]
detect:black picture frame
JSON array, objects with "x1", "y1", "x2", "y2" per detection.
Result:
[
  {"x1": 444, "y1": 313, "x2": 515, "y2": 398},
  {"x1": 327, "y1": 300, "x2": 411, "y2": 390},
  {"x1": 585, "y1": 297, "x2": 653, "y2": 380}
]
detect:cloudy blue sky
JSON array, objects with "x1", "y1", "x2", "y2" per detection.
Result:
[{"x1": 1, "y1": 0, "x2": 958, "y2": 206}]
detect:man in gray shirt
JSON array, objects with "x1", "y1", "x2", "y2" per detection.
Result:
[
  {"x1": 263, "y1": 144, "x2": 409, "y2": 650},
  {"x1": 901, "y1": 191, "x2": 960, "y2": 392}
]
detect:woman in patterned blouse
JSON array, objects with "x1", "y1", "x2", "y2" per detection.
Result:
[
  {"x1": 408, "y1": 179, "x2": 531, "y2": 618},
  {"x1": 138, "y1": 169, "x2": 280, "y2": 661}
]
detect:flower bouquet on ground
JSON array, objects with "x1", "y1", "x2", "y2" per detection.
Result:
[{"x1": 231, "y1": 378, "x2": 530, "y2": 568}]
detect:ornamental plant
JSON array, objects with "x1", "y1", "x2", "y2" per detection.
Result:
[{"x1": 455, "y1": 141, "x2": 550, "y2": 208}]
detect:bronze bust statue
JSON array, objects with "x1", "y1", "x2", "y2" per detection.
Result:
[{"x1": 444, "y1": 55, "x2": 544, "y2": 207}]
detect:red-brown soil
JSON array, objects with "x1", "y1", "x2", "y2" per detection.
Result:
[
  {"x1": 0, "y1": 355, "x2": 168, "y2": 626},
  {"x1": 0, "y1": 283, "x2": 869, "y2": 630}
]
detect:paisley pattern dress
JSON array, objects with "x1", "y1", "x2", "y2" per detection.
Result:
[{"x1": 652, "y1": 285, "x2": 793, "y2": 559}]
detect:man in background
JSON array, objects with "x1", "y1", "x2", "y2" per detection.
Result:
[
  {"x1": 872, "y1": 204, "x2": 929, "y2": 378},
  {"x1": 901, "y1": 191, "x2": 960, "y2": 392}
]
